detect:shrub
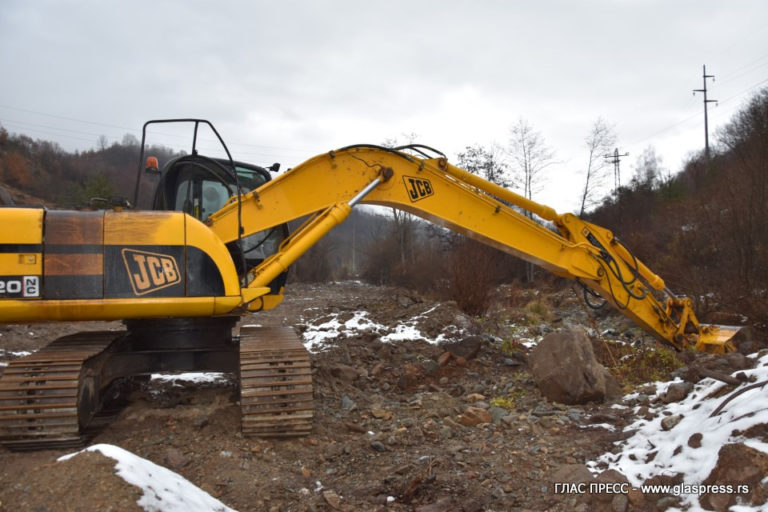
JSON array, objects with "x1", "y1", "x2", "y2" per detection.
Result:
[{"x1": 592, "y1": 337, "x2": 684, "y2": 387}]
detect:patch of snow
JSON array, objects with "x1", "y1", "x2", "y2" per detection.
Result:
[
  {"x1": 150, "y1": 372, "x2": 229, "y2": 385},
  {"x1": 580, "y1": 423, "x2": 616, "y2": 432},
  {"x1": 301, "y1": 311, "x2": 383, "y2": 352},
  {"x1": 380, "y1": 324, "x2": 422, "y2": 342},
  {"x1": 0, "y1": 349, "x2": 33, "y2": 358},
  {"x1": 59, "y1": 443, "x2": 236, "y2": 512},
  {"x1": 0, "y1": 348, "x2": 35, "y2": 366},
  {"x1": 518, "y1": 337, "x2": 540, "y2": 348},
  {"x1": 588, "y1": 353, "x2": 768, "y2": 511},
  {"x1": 300, "y1": 307, "x2": 465, "y2": 352}
]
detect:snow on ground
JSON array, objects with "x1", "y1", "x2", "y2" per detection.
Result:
[
  {"x1": 299, "y1": 307, "x2": 466, "y2": 352},
  {"x1": 588, "y1": 352, "x2": 768, "y2": 511},
  {"x1": 299, "y1": 311, "x2": 380, "y2": 351},
  {"x1": 59, "y1": 444, "x2": 236, "y2": 512},
  {"x1": 150, "y1": 372, "x2": 230, "y2": 385},
  {"x1": 0, "y1": 349, "x2": 32, "y2": 358},
  {"x1": 0, "y1": 348, "x2": 34, "y2": 367}
]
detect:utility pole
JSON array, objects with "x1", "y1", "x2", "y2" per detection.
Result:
[
  {"x1": 604, "y1": 148, "x2": 629, "y2": 193},
  {"x1": 693, "y1": 64, "x2": 717, "y2": 159}
]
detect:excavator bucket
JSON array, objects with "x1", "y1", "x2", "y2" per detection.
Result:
[{"x1": 695, "y1": 324, "x2": 746, "y2": 354}]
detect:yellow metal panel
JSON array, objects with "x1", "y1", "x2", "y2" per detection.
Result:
[
  {"x1": 0, "y1": 296, "x2": 245, "y2": 323},
  {"x1": 0, "y1": 208, "x2": 43, "y2": 275},
  {"x1": 0, "y1": 208, "x2": 43, "y2": 244},
  {"x1": 0, "y1": 254, "x2": 42, "y2": 275},
  {"x1": 184, "y1": 214, "x2": 240, "y2": 296},
  {"x1": 104, "y1": 211, "x2": 185, "y2": 245},
  {"x1": 252, "y1": 288, "x2": 284, "y2": 311}
]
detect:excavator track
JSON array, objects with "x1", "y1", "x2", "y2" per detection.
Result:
[
  {"x1": 0, "y1": 331, "x2": 117, "y2": 451},
  {"x1": 239, "y1": 326, "x2": 313, "y2": 437}
]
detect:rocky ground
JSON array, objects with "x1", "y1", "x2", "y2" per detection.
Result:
[{"x1": 0, "y1": 281, "x2": 765, "y2": 512}]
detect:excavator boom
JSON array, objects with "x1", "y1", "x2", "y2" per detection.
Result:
[{"x1": 207, "y1": 145, "x2": 738, "y2": 353}]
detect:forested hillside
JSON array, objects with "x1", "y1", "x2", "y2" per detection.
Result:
[
  {"x1": 0, "y1": 130, "x2": 178, "y2": 207},
  {"x1": 1, "y1": 89, "x2": 766, "y2": 332}
]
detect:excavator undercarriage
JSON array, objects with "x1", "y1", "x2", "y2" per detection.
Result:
[{"x1": 0, "y1": 319, "x2": 313, "y2": 450}]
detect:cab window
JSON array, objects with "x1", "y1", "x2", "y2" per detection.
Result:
[{"x1": 173, "y1": 176, "x2": 231, "y2": 220}]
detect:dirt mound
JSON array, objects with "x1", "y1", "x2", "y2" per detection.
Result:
[{"x1": 1, "y1": 451, "x2": 142, "y2": 511}]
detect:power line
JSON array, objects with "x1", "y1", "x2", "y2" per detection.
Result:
[
  {"x1": 0, "y1": 104, "x2": 316, "y2": 156},
  {"x1": 714, "y1": 76, "x2": 768, "y2": 107},
  {"x1": 0, "y1": 104, "x2": 134, "y2": 131},
  {"x1": 716, "y1": 53, "x2": 768, "y2": 86}
]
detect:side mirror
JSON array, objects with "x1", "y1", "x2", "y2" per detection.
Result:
[
  {"x1": 145, "y1": 156, "x2": 160, "y2": 174},
  {"x1": 268, "y1": 163, "x2": 280, "y2": 173}
]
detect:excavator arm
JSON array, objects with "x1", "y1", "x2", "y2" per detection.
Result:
[{"x1": 208, "y1": 144, "x2": 737, "y2": 353}]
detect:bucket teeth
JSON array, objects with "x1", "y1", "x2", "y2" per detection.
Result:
[{"x1": 239, "y1": 327, "x2": 313, "y2": 437}]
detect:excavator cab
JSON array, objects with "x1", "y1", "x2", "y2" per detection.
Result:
[
  {"x1": 151, "y1": 155, "x2": 267, "y2": 221},
  {"x1": 135, "y1": 119, "x2": 289, "y2": 288},
  {"x1": 150, "y1": 153, "x2": 289, "y2": 288}
]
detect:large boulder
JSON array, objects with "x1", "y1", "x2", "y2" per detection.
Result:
[{"x1": 529, "y1": 328, "x2": 618, "y2": 404}]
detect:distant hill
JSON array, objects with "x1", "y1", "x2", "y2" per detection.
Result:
[{"x1": 0, "y1": 127, "x2": 180, "y2": 208}]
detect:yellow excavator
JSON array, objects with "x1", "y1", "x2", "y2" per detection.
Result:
[{"x1": 0, "y1": 119, "x2": 740, "y2": 450}]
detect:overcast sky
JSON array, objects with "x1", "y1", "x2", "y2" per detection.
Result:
[{"x1": 1, "y1": 0, "x2": 767, "y2": 211}]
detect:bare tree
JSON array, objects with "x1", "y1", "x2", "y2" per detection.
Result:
[
  {"x1": 578, "y1": 118, "x2": 616, "y2": 215},
  {"x1": 121, "y1": 133, "x2": 140, "y2": 147},
  {"x1": 456, "y1": 143, "x2": 512, "y2": 188},
  {"x1": 507, "y1": 118, "x2": 555, "y2": 282},
  {"x1": 382, "y1": 134, "x2": 419, "y2": 268},
  {"x1": 508, "y1": 118, "x2": 554, "y2": 204},
  {"x1": 631, "y1": 146, "x2": 666, "y2": 189}
]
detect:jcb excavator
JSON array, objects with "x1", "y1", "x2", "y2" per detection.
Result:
[{"x1": 0, "y1": 119, "x2": 740, "y2": 450}]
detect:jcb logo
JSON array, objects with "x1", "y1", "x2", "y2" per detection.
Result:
[
  {"x1": 122, "y1": 249, "x2": 181, "y2": 296},
  {"x1": 403, "y1": 176, "x2": 434, "y2": 202}
]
